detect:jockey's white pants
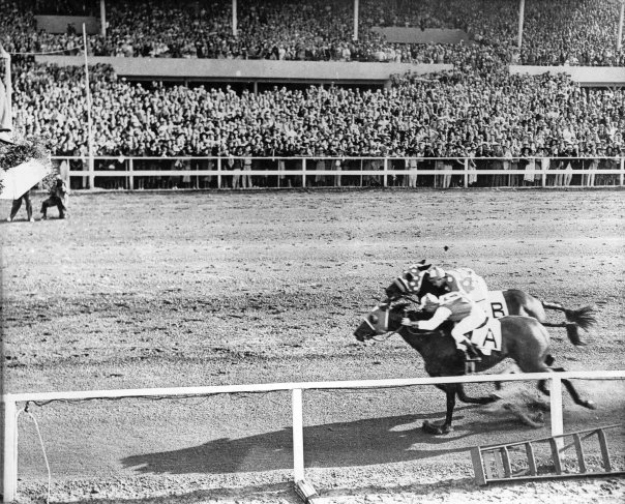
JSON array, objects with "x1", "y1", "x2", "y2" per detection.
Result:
[{"x1": 451, "y1": 307, "x2": 487, "y2": 349}]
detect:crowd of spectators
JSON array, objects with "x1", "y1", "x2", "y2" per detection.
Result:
[
  {"x1": 11, "y1": 56, "x2": 624, "y2": 161},
  {"x1": 518, "y1": 0, "x2": 625, "y2": 66},
  {"x1": 3, "y1": 0, "x2": 625, "y2": 187},
  {"x1": 2, "y1": 0, "x2": 625, "y2": 66}
]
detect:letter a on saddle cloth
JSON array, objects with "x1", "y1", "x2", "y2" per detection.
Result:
[
  {"x1": 465, "y1": 291, "x2": 508, "y2": 355},
  {"x1": 464, "y1": 318, "x2": 502, "y2": 355}
]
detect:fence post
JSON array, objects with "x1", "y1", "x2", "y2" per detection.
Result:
[
  {"x1": 2, "y1": 397, "x2": 17, "y2": 503},
  {"x1": 464, "y1": 158, "x2": 468, "y2": 188},
  {"x1": 217, "y1": 158, "x2": 222, "y2": 189},
  {"x1": 292, "y1": 388, "x2": 304, "y2": 482},
  {"x1": 550, "y1": 376, "x2": 564, "y2": 449},
  {"x1": 88, "y1": 157, "x2": 95, "y2": 191},
  {"x1": 128, "y1": 158, "x2": 134, "y2": 191},
  {"x1": 383, "y1": 158, "x2": 388, "y2": 187},
  {"x1": 620, "y1": 157, "x2": 624, "y2": 187},
  {"x1": 302, "y1": 158, "x2": 307, "y2": 188}
]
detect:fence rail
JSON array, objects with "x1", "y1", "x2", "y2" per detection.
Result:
[
  {"x1": 50, "y1": 155, "x2": 625, "y2": 190},
  {"x1": 3, "y1": 369, "x2": 625, "y2": 502}
]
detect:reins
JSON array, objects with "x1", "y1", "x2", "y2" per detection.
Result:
[
  {"x1": 370, "y1": 300, "x2": 419, "y2": 341},
  {"x1": 372, "y1": 330, "x2": 397, "y2": 342}
]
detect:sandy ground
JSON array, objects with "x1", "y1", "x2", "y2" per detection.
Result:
[{"x1": 1, "y1": 188, "x2": 624, "y2": 503}]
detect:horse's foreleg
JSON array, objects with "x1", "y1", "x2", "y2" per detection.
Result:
[
  {"x1": 456, "y1": 383, "x2": 498, "y2": 405},
  {"x1": 423, "y1": 386, "x2": 456, "y2": 435}
]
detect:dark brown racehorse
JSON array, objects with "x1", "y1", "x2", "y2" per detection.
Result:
[
  {"x1": 384, "y1": 261, "x2": 597, "y2": 344},
  {"x1": 353, "y1": 302, "x2": 597, "y2": 435}
]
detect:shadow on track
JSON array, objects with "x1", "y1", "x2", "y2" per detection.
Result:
[{"x1": 121, "y1": 408, "x2": 532, "y2": 475}]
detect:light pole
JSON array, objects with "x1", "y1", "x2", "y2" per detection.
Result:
[
  {"x1": 0, "y1": 43, "x2": 12, "y2": 141},
  {"x1": 618, "y1": 0, "x2": 624, "y2": 51}
]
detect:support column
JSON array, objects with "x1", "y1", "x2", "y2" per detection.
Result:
[
  {"x1": 353, "y1": 0, "x2": 359, "y2": 42},
  {"x1": 618, "y1": 0, "x2": 625, "y2": 51},
  {"x1": 83, "y1": 24, "x2": 95, "y2": 191},
  {"x1": 100, "y1": 0, "x2": 107, "y2": 37},
  {"x1": 517, "y1": 0, "x2": 525, "y2": 48},
  {"x1": 232, "y1": 0, "x2": 237, "y2": 36},
  {"x1": 0, "y1": 44, "x2": 12, "y2": 137}
]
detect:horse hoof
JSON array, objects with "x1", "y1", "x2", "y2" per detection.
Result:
[
  {"x1": 422, "y1": 421, "x2": 452, "y2": 435},
  {"x1": 584, "y1": 400, "x2": 597, "y2": 410}
]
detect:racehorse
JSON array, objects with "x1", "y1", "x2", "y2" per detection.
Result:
[
  {"x1": 353, "y1": 302, "x2": 597, "y2": 435},
  {"x1": 383, "y1": 261, "x2": 597, "y2": 345}
]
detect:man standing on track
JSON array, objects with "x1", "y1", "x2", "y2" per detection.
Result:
[
  {"x1": 6, "y1": 189, "x2": 34, "y2": 222},
  {"x1": 41, "y1": 176, "x2": 69, "y2": 219}
]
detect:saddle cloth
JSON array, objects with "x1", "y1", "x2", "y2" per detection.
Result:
[
  {"x1": 467, "y1": 318, "x2": 502, "y2": 356},
  {"x1": 477, "y1": 291, "x2": 509, "y2": 320},
  {"x1": 469, "y1": 292, "x2": 508, "y2": 356}
]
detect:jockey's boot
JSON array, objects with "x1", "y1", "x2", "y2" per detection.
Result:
[
  {"x1": 465, "y1": 341, "x2": 482, "y2": 362},
  {"x1": 457, "y1": 343, "x2": 481, "y2": 363}
]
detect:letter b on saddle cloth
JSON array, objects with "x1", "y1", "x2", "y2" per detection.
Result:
[{"x1": 464, "y1": 292, "x2": 509, "y2": 356}]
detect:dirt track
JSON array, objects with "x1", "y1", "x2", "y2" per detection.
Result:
[{"x1": 1, "y1": 188, "x2": 624, "y2": 503}]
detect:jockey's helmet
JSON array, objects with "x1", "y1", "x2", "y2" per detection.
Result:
[
  {"x1": 428, "y1": 266, "x2": 446, "y2": 280},
  {"x1": 420, "y1": 293, "x2": 440, "y2": 311}
]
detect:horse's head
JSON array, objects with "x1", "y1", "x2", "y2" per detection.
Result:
[
  {"x1": 354, "y1": 297, "x2": 454, "y2": 343},
  {"x1": 383, "y1": 260, "x2": 437, "y2": 301},
  {"x1": 354, "y1": 302, "x2": 412, "y2": 342}
]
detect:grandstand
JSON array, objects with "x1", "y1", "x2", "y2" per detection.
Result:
[{"x1": 1, "y1": 0, "x2": 625, "y2": 189}]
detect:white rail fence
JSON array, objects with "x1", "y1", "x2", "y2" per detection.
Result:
[
  {"x1": 50, "y1": 155, "x2": 625, "y2": 190},
  {"x1": 2, "y1": 370, "x2": 625, "y2": 502}
]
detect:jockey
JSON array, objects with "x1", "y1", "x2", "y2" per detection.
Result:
[
  {"x1": 427, "y1": 266, "x2": 489, "y2": 310},
  {"x1": 401, "y1": 291, "x2": 486, "y2": 361}
]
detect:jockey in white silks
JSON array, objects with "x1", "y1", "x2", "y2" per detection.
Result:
[
  {"x1": 401, "y1": 291, "x2": 486, "y2": 361},
  {"x1": 426, "y1": 266, "x2": 489, "y2": 313}
]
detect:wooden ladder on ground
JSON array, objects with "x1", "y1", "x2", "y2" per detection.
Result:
[{"x1": 471, "y1": 424, "x2": 624, "y2": 485}]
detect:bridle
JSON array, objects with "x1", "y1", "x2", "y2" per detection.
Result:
[{"x1": 361, "y1": 301, "x2": 407, "y2": 342}]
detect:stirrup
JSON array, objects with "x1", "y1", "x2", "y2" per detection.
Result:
[{"x1": 458, "y1": 347, "x2": 481, "y2": 362}]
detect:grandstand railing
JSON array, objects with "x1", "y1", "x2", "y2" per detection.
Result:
[
  {"x1": 3, "y1": 370, "x2": 625, "y2": 502},
  {"x1": 50, "y1": 156, "x2": 625, "y2": 190}
]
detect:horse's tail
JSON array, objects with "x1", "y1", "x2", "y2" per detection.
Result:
[{"x1": 541, "y1": 302, "x2": 597, "y2": 346}]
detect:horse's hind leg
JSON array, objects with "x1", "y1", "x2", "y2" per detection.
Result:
[{"x1": 546, "y1": 367, "x2": 597, "y2": 410}]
